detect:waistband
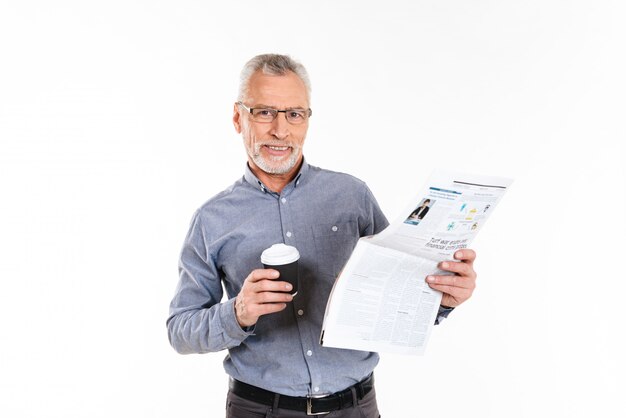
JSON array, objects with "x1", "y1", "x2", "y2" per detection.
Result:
[{"x1": 228, "y1": 373, "x2": 374, "y2": 415}]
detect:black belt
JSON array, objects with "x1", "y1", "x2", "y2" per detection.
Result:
[{"x1": 229, "y1": 374, "x2": 374, "y2": 416}]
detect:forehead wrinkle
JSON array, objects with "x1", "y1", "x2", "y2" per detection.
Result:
[{"x1": 251, "y1": 103, "x2": 308, "y2": 111}]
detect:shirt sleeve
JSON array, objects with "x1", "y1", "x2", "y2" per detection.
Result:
[
  {"x1": 166, "y1": 211, "x2": 253, "y2": 354},
  {"x1": 360, "y1": 184, "x2": 390, "y2": 236}
]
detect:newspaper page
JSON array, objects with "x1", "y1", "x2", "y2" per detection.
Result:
[{"x1": 320, "y1": 170, "x2": 513, "y2": 355}]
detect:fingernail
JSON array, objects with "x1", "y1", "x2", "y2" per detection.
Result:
[
  {"x1": 286, "y1": 283, "x2": 292, "y2": 290},
  {"x1": 272, "y1": 271, "x2": 280, "y2": 278},
  {"x1": 441, "y1": 262, "x2": 449, "y2": 269},
  {"x1": 427, "y1": 276, "x2": 435, "y2": 283},
  {"x1": 456, "y1": 251, "x2": 463, "y2": 259}
]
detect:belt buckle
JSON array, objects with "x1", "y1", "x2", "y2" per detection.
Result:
[{"x1": 306, "y1": 396, "x2": 330, "y2": 415}]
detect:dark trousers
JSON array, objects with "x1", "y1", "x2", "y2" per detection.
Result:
[{"x1": 225, "y1": 387, "x2": 381, "y2": 418}]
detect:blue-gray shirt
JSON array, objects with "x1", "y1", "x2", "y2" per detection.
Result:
[{"x1": 167, "y1": 161, "x2": 451, "y2": 396}]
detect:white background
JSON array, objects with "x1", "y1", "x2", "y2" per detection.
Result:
[{"x1": 1, "y1": 1, "x2": 624, "y2": 417}]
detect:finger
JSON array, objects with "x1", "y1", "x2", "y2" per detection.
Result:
[
  {"x1": 253, "y1": 279, "x2": 294, "y2": 293},
  {"x1": 235, "y1": 290, "x2": 290, "y2": 327},
  {"x1": 437, "y1": 260, "x2": 476, "y2": 278},
  {"x1": 427, "y1": 282, "x2": 473, "y2": 300},
  {"x1": 246, "y1": 302, "x2": 288, "y2": 318},
  {"x1": 454, "y1": 249, "x2": 476, "y2": 262},
  {"x1": 255, "y1": 291, "x2": 294, "y2": 304},
  {"x1": 426, "y1": 274, "x2": 476, "y2": 289},
  {"x1": 247, "y1": 269, "x2": 280, "y2": 283}
]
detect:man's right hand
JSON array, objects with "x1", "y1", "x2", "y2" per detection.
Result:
[{"x1": 235, "y1": 269, "x2": 294, "y2": 328}]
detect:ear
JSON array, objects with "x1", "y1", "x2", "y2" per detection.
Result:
[{"x1": 233, "y1": 102, "x2": 242, "y2": 133}]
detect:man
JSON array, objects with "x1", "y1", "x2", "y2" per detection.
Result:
[
  {"x1": 167, "y1": 54, "x2": 477, "y2": 417},
  {"x1": 409, "y1": 199, "x2": 431, "y2": 221}
]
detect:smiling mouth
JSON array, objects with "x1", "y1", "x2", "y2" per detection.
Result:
[
  {"x1": 265, "y1": 145, "x2": 290, "y2": 151},
  {"x1": 262, "y1": 145, "x2": 292, "y2": 156}
]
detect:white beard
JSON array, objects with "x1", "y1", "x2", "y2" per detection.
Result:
[{"x1": 250, "y1": 143, "x2": 301, "y2": 175}]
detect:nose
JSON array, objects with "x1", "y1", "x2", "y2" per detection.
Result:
[{"x1": 269, "y1": 112, "x2": 290, "y2": 140}]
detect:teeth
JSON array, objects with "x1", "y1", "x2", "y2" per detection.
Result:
[{"x1": 268, "y1": 146, "x2": 289, "y2": 151}]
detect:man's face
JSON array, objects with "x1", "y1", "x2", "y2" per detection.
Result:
[{"x1": 233, "y1": 70, "x2": 309, "y2": 176}]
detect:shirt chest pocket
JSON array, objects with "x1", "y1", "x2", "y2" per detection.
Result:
[{"x1": 311, "y1": 221, "x2": 359, "y2": 279}]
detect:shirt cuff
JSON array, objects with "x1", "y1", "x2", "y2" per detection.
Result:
[
  {"x1": 220, "y1": 297, "x2": 256, "y2": 341},
  {"x1": 434, "y1": 305, "x2": 455, "y2": 325}
]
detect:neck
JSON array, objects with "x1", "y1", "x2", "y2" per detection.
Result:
[{"x1": 248, "y1": 158, "x2": 303, "y2": 194}]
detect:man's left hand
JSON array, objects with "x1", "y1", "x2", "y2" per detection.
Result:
[{"x1": 426, "y1": 249, "x2": 477, "y2": 308}]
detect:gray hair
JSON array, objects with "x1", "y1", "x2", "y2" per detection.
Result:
[{"x1": 237, "y1": 54, "x2": 311, "y2": 102}]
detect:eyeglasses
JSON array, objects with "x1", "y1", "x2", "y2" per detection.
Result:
[{"x1": 237, "y1": 102, "x2": 312, "y2": 125}]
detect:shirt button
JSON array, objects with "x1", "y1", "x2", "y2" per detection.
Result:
[
  {"x1": 331, "y1": 225, "x2": 338, "y2": 232},
  {"x1": 306, "y1": 350, "x2": 312, "y2": 356},
  {"x1": 297, "y1": 309, "x2": 304, "y2": 316},
  {"x1": 286, "y1": 231, "x2": 292, "y2": 238},
  {"x1": 281, "y1": 197, "x2": 287, "y2": 203},
  {"x1": 314, "y1": 387, "x2": 319, "y2": 393}
]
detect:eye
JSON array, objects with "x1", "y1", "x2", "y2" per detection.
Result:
[
  {"x1": 288, "y1": 111, "x2": 304, "y2": 119},
  {"x1": 256, "y1": 109, "x2": 274, "y2": 117}
]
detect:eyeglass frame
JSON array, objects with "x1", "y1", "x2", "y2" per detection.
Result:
[{"x1": 237, "y1": 101, "x2": 312, "y2": 124}]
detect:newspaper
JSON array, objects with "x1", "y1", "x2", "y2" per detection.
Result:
[{"x1": 320, "y1": 170, "x2": 513, "y2": 355}]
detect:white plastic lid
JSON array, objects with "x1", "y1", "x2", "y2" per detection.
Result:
[{"x1": 261, "y1": 243, "x2": 300, "y2": 265}]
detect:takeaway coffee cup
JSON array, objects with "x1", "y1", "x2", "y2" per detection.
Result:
[{"x1": 261, "y1": 244, "x2": 300, "y2": 296}]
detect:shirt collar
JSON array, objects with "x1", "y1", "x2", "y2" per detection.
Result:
[{"x1": 243, "y1": 158, "x2": 309, "y2": 194}]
